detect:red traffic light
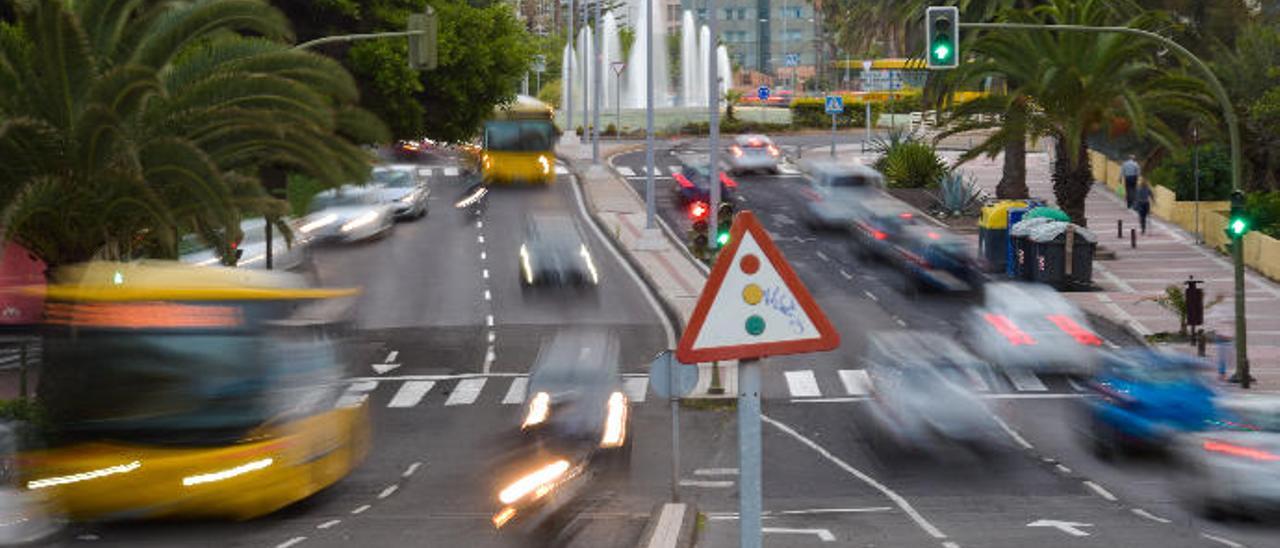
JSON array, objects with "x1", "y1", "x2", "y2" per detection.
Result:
[{"x1": 689, "y1": 201, "x2": 709, "y2": 220}]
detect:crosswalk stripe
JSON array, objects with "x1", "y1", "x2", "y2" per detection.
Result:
[
  {"x1": 784, "y1": 370, "x2": 822, "y2": 398},
  {"x1": 416, "y1": 168, "x2": 431, "y2": 177},
  {"x1": 388, "y1": 380, "x2": 435, "y2": 408},
  {"x1": 337, "y1": 380, "x2": 378, "y2": 408},
  {"x1": 503, "y1": 377, "x2": 528, "y2": 404},
  {"x1": 837, "y1": 370, "x2": 871, "y2": 396},
  {"x1": 554, "y1": 165, "x2": 570, "y2": 175},
  {"x1": 624, "y1": 377, "x2": 649, "y2": 403},
  {"x1": 445, "y1": 378, "x2": 486, "y2": 406},
  {"x1": 443, "y1": 167, "x2": 459, "y2": 177},
  {"x1": 616, "y1": 166, "x2": 635, "y2": 177},
  {"x1": 778, "y1": 164, "x2": 800, "y2": 175},
  {"x1": 1003, "y1": 368, "x2": 1048, "y2": 392}
]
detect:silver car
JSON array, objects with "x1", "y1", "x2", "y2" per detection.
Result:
[
  {"x1": 726, "y1": 134, "x2": 780, "y2": 174},
  {"x1": 371, "y1": 164, "x2": 430, "y2": 219},
  {"x1": 180, "y1": 217, "x2": 311, "y2": 270},
  {"x1": 963, "y1": 282, "x2": 1102, "y2": 375},
  {"x1": 800, "y1": 160, "x2": 887, "y2": 229},
  {"x1": 297, "y1": 186, "x2": 396, "y2": 243},
  {"x1": 1175, "y1": 395, "x2": 1280, "y2": 519},
  {"x1": 519, "y1": 214, "x2": 600, "y2": 288}
]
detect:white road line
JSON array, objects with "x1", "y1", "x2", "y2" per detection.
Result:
[
  {"x1": 839, "y1": 269, "x2": 853, "y2": 280},
  {"x1": 476, "y1": 220, "x2": 483, "y2": 229},
  {"x1": 694, "y1": 468, "x2": 738, "y2": 476},
  {"x1": 778, "y1": 164, "x2": 800, "y2": 175},
  {"x1": 387, "y1": 380, "x2": 435, "y2": 408},
  {"x1": 815, "y1": 251, "x2": 830, "y2": 262},
  {"x1": 480, "y1": 251, "x2": 486, "y2": 260},
  {"x1": 477, "y1": 235, "x2": 485, "y2": 244},
  {"x1": 417, "y1": 168, "x2": 431, "y2": 177},
  {"x1": 482, "y1": 269, "x2": 489, "y2": 279},
  {"x1": 894, "y1": 317, "x2": 908, "y2": 327},
  {"x1": 1002, "y1": 368, "x2": 1048, "y2": 391},
  {"x1": 624, "y1": 377, "x2": 649, "y2": 403},
  {"x1": 487, "y1": 331, "x2": 496, "y2": 343},
  {"x1": 1201, "y1": 533, "x2": 1245, "y2": 548},
  {"x1": 484, "y1": 290, "x2": 491, "y2": 301},
  {"x1": 1055, "y1": 464, "x2": 1072, "y2": 474},
  {"x1": 667, "y1": 165, "x2": 682, "y2": 175},
  {"x1": 403, "y1": 462, "x2": 423, "y2": 478},
  {"x1": 1131, "y1": 508, "x2": 1171, "y2": 524},
  {"x1": 316, "y1": 519, "x2": 341, "y2": 530},
  {"x1": 679, "y1": 479, "x2": 734, "y2": 488},
  {"x1": 1083, "y1": 480, "x2": 1118, "y2": 501},
  {"x1": 443, "y1": 167, "x2": 459, "y2": 177},
  {"x1": 503, "y1": 377, "x2": 528, "y2": 404},
  {"x1": 486, "y1": 315, "x2": 494, "y2": 327},
  {"x1": 445, "y1": 378, "x2": 486, "y2": 406},
  {"x1": 942, "y1": 542, "x2": 961, "y2": 548},
  {"x1": 762, "y1": 414, "x2": 949, "y2": 540},
  {"x1": 483, "y1": 346, "x2": 496, "y2": 374},
  {"x1": 351, "y1": 505, "x2": 371, "y2": 515},
  {"x1": 378, "y1": 485, "x2": 399, "y2": 499},
  {"x1": 838, "y1": 370, "x2": 872, "y2": 396},
  {"x1": 617, "y1": 166, "x2": 636, "y2": 176},
  {"x1": 276, "y1": 537, "x2": 307, "y2": 548},
  {"x1": 992, "y1": 415, "x2": 1035, "y2": 450},
  {"x1": 792, "y1": 393, "x2": 1087, "y2": 404},
  {"x1": 385, "y1": 351, "x2": 399, "y2": 363},
  {"x1": 784, "y1": 370, "x2": 822, "y2": 398},
  {"x1": 761, "y1": 528, "x2": 835, "y2": 542},
  {"x1": 864, "y1": 291, "x2": 878, "y2": 302}
]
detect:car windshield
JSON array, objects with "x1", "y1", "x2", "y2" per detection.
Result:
[
  {"x1": 310, "y1": 190, "x2": 369, "y2": 211},
  {"x1": 485, "y1": 120, "x2": 555, "y2": 152},
  {"x1": 829, "y1": 174, "x2": 877, "y2": 188},
  {"x1": 373, "y1": 169, "x2": 415, "y2": 188}
]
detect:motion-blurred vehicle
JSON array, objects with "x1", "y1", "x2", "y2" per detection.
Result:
[
  {"x1": 297, "y1": 185, "x2": 395, "y2": 243},
  {"x1": 800, "y1": 160, "x2": 886, "y2": 230},
  {"x1": 0, "y1": 423, "x2": 61, "y2": 544},
  {"x1": 370, "y1": 164, "x2": 431, "y2": 219},
  {"x1": 181, "y1": 217, "x2": 311, "y2": 271},
  {"x1": 864, "y1": 331, "x2": 1003, "y2": 450},
  {"x1": 964, "y1": 282, "x2": 1102, "y2": 375},
  {"x1": 483, "y1": 96, "x2": 557, "y2": 185},
  {"x1": 673, "y1": 161, "x2": 736, "y2": 208},
  {"x1": 1081, "y1": 349, "x2": 1218, "y2": 459},
  {"x1": 891, "y1": 225, "x2": 982, "y2": 293},
  {"x1": 849, "y1": 196, "x2": 923, "y2": 258},
  {"x1": 21, "y1": 261, "x2": 369, "y2": 520},
  {"x1": 1175, "y1": 394, "x2": 1280, "y2": 519},
  {"x1": 494, "y1": 329, "x2": 631, "y2": 531},
  {"x1": 726, "y1": 135, "x2": 781, "y2": 175},
  {"x1": 393, "y1": 138, "x2": 431, "y2": 160},
  {"x1": 519, "y1": 214, "x2": 600, "y2": 288}
]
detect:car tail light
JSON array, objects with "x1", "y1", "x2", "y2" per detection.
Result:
[
  {"x1": 1203, "y1": 440, "x2": 1280, "y2": 462},
  {"x1": 674, "y1": 173, "x2": 694, "y2": 189},
  {"x1": 720, "y1": 173, "x2": 737, "y2": 188},
  {"x1": 730, "y1": 145, "x2": 744, "y2": 158},
  {"x1": 689, "y1": 201, "x2": 709, "y2": 220},
  {"x1": 983, "y1": 313, "x2": 1037, "y2": 346},
  {"x1": 872, "y1": 230, "x2": 887, "y2": 241},
  {"x1": 926, "y1": 232, "x2": 941, "y2": 240},
  {"x1": 1046, "y1": 314, "x2": 1102, "y2": 346},
  {"x1": 767, "y1": 144, "x2": 780, "y2": 157},
  {"x1": 898, "y1": 212, "x2": 914, "y2": 219}
]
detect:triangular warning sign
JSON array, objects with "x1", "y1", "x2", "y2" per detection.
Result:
[{"x1": 676, "y1": 211, "x2": 839, "y2": 363}]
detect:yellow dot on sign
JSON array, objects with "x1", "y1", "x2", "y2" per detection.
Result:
[{"x1": 742, "y1": 284, "x2": 763, "y2": 305}]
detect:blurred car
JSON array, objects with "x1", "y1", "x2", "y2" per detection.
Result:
[
  {"x1": 393, "y1": 138, "x2": 431, "y2": 160},
  {"x1": 1081, "y1": 349, "x2": 1218, "y2": 459},
  {"x1": 519, "y1": 214, "x2": 600, "y2": 288},
  {"x1": 891, "y1": 225, "x2": 982, "y2": 293},
  {"x1": 1175, "y1": 394, "x2": 1280, "y2": 519},
  {"x1": 800, "y1": 160, "x2": 886, "y2": 229},
  {"x1": 181, "y1": 217, "x2": 311, "y2": 271},
  {"x1": 964, "y1": 282, "x2": 1102, "y2": 374},
  {"x1": 849, "y1": 196, "x2": 923, "y2": 259},
  {"x1": 495, "y1": 329, "x2": 630, "y2": 531},
  {"x1": 726, "y1": 135, "x2": 780, "y2": 174},
  {"x1": 297, "y1": 186, "x2": 395, "y2": 243},
  {"x1": 864, "y1": 331, "x2": 1003, "y2": 450},
  {"x1": 370, "y1": 164, "x2": 431, "y2": 219},
  {"x1": 672, "y1": 161, "x2": 736, "y2": 208}
]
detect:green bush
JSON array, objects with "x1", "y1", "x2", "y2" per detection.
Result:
[
  {"x1": 1147, "y1": 144, "x2": 1232, "y2": 201},
  {"x1": 1246, "y1": 191, "x2": 1280, "y2": 238},
  {"x1": 537, "y1": 80, "x2": 561, "y2": 107},
  {"x1": 0, "y1": 398, "x2": 48, "y2": 448},
  {"x1": 871, "y1": 129, "x2": 948, "y2": 188},
  {"x1": 788, "y1": 97, "x2": 882, "y2": 129}
]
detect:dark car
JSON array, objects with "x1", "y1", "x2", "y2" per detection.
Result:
[
  {"x1": 891, "y1": 225, "x2": 982, "y2": 293},
  {"x1": 519, "y1": 214, "x2": 600, "y2": 287},
  {"x1": 849, "y1": 197, "x2": 923, "y2": 260},
  {"x1": 672, "y1": 162, "x2": 736, "y2": 208}
]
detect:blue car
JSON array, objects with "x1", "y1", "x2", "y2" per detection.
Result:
[
  {"x1": 893, "y1": 225, "x2": 982, "y2": 293},
  {"x1": 1081, "y1": 349, "x2": 1221, "y2": 459},
  {"x1": 672, "y1": 163, "x2": 736, "y2": 208}
]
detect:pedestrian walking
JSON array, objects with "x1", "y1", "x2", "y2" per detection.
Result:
[
  {"x1": 1122, "y1": 155, "x2": 1141, "y2": 209},
  {"x1": 1135, "y1": 180, "x2": 1153, "y2": 234}
]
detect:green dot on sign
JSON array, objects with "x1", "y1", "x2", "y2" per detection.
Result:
[{"x1": 745, "y1": 315, "x2": 766, "y2": 336}]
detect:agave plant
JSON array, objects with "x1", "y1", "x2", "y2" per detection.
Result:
[{"x1": 934, "y1": 172, "x2": 988, "y2": 217}]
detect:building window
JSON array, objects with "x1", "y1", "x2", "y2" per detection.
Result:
[{"x1": 737, "y1": 8, "x2": 748, "y2": 19}]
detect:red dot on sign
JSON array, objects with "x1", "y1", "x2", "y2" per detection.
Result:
[{"x1": 740, "y1": 254, "x2": 760, "y2": 274}]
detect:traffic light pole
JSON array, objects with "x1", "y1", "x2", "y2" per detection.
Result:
[{"x1": 963, "y1": 21, "x2": 1249, "y2": 387}]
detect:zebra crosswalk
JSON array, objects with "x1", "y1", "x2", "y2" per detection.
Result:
[
  {"x1": 339, "y1": 375, "x2": 651, "y2": 410},
  {"x1": 615, "y1": 163, "x2": 802, "y2": 179},
  {"x1": 780, "y1": 368, "x2": 1088, "y2": 400}
]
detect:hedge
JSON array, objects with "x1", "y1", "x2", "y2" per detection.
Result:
[{"x1": 789, "y1": 97, "x2": 883, "y2": 129}]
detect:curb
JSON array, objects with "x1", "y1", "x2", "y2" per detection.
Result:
[{"x1": 633, "y1": 502, "x2": 697, "y2": 548}]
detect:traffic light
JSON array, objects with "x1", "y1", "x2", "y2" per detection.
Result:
[
  {"x1": 408, "y1": 8, "x2": 438, "y2": 70},
  {"x1": 688, "y1": 200, "x2": 709, "y2": 222},
  {"x1": 1226, "y1": 190, "x2": 1250, "y2": 239},
  {"x1": 926, "y1": 6, "x2": 959, "y2": 70},
  {"x1": 716, "y1": 204, "x2": 734, "y2": 246}
]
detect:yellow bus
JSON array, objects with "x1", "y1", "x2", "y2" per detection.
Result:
[
  {"x1": 19, "y1": 261, "x2": 370, "y2": 520},
  {"x1": 482, "y1": 95, "x2": 557, "y2": 185}
]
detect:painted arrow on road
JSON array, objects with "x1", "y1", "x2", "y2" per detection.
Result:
[
  {"x1": 373, "y1": 350, "x2": 401, "y2": 375},
  {"x1": 1027, "y1": 519, "x2": 1092, "y2": 537}
]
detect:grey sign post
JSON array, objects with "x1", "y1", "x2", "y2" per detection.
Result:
[
  {"x1": 532, "y1": 54, "x2": 546, "y2": 95},
  {"x1": 738, "y1": 357, "x2": 762, "y2": 548},
  {"x1": 825, "y1": 95, "x2": 843, "y2": 157},
  {"x1": 612, "y1": 62, "x2": 626, "y2": 141},
  {"x1": 861, "y1": 60, "x2": 873, "y2": 152},
  {"x1": 651, "y1": 351, "x2": 697, "y2": 503}
]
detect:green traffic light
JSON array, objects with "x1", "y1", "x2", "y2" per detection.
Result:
[
  {"x1": 1230, "y1": 217, "x2": 1249, "y2": 236},
  {"x1": 716, "y1": 231, "x2": 730, "y2": 246},
  {"x1": 932, "y1": 42, "x2": 952, "y2": 62}
]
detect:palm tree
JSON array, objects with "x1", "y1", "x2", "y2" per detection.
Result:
[{"x1": 0, "y1": 0, "x2": 387, "y2": 267}]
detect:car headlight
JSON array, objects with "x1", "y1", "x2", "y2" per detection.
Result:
[
  {"x1": 397, "y1": 193, "x2": 416, "y2": 203},
  {"x1": 537, "y1": 155, "x2": 552, "y2": 176},
  {"x1": 600, "y1": 391, "x2": 628, "y2": 448},
  {"x1": 498, "y1": 459, "x2": 570, "y2": 505},
  {"x1": 341, "y1": 211, "x2": 380, "y2": 233},
  {"x1": 300, "y1": 213, "x2": 337, "y2": 233},
  {"x1": 579, "y1": 244, "x2": 599, "y2": 285},
  {"x1": 519, "y1": 244, "x2": 534, "y2": 285},
  {"x1": 523, "y1": 391, "x2": 550, "y2": 429}
]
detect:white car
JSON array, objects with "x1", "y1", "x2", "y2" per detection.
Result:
[
  {"x1": 726, "y1": 134, "x2": 780, "y2": 174},
  {"x1": 180, "y1": 217, "x2": 311, "y2": 270},
  {"x1": 371, "y1": 164, "x2": 430, "y2": 219},
  {"x1": 1175, "y1": 395, "x2": 1280, "y2": 519},
  {"x1": 964, "y1": 282, "x2": 1102, "y2": 375},
  {"x1": 297, "y1": 186, "x2": 396, "y2": 243},
  {"x1": 799, "y1": 160, "x2": 887, "y2": 229}
]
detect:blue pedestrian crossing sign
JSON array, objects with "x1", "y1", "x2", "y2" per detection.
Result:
[
  {"x1": 824, "y1": 95, "x2": 844, "y2": 114},
  {"x1": 784, "y1": 53, "x2": 800, "y2": 67},
  {"x1": 757, "y1": 86, "x2": 770, "y2": 101}
]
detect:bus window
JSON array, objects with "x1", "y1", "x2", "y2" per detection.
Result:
[{"x1": 485, "y1": 121, "x2": 554, "y2": 152}]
